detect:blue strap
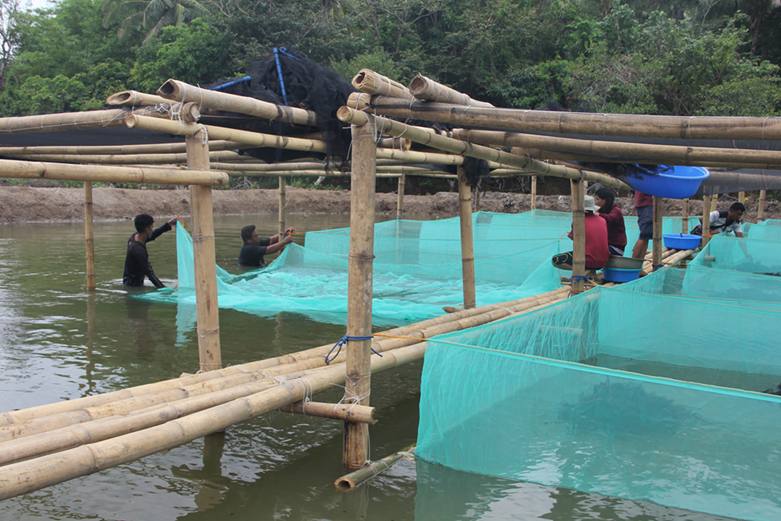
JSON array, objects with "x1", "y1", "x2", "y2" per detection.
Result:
[
  {"x1": 273, "y1": 48, "x2": 289, "y2": 106},
  {"x1": 652, "y1": 264, "x2": 664, "y2": 271},
  {"x1": 325, "y1": 335, "x2": 380, "y2": 364},
  {"x1": 570, "y1": 275, "x2": 590, "y2": 283},
  {"x1": 210, "y1": 76, "x2": 251, "y2": 91}
]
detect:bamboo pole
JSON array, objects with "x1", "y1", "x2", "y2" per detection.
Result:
[
  {"x1": 157, "y1": 79, "x2": 318, "y2": 127},
  {"x1": 376, "y1": 148, "x2": 463, "y2": 165},
  {"x1": 335, "y1": 107, "x2": 630, "y2": 190},
  {"x1": 0, "y1": 159, "x2": 228, "y2": 185},
  {"x1": 0, "y1": 109, "x2": 130, "y2": 134},
  {"x1": 758, "y1": 190, "x2": 766, "y2": 221},
  {"x1": 396, "y1": 173, "x2": 405, "y2": 220},
  {"x1": 739, "y1": 191, "x2": 745, "y2": 204},
  {"x1": 702, "y1": 195, "x2": 713, "y2": 246},
  {"x1": 343, "y1": 121, "x2": 376, "y2": 469},
  {"x1": 335, "y1": 449, "x2": 410, "y2": 490},
  {"x1": 351, "y1": 69, "x2": 413, "y2": 99},
  {"x1": 215, "y1": 168, "x2": 406, "y2": 179},
  {"x1": 187, "y1": 129, "x2": 222, "y2": 372},
  {"x1": 378, "y1": 137, "x2": 412, "y2": 150},
  {"x1": 278, "y1": 176, "x2": 286, "y2": 234},
  {"x1": 126, "y1": 115, "x2": 327, "y2": 154},
  {"x1": 83, "y1": 182, "x2": 96, "y2": 291},
  {"x1": 682, "y1": 199, "x2": 690, "y2": 235},
  {"x1": 449, "y1": 128, "x2": 781, "y2": 167},
  {"x1": 652, "y1": 196, "x2": 664, "y2": 271},
  {"x1": 571, "y1": 179, "x2": 586, "y2": 293},
  {"x1": 710, "y1": 195, "x2": 718, "y2": 212},
  {"x1": 2, "y1": 150, "x2": 256, "y2": 165},
  {"x1": 279, "y1": 401, "x2": 376, "y2": 424},
  {"x1": 106, "y1": 90, "x2": 172, "y2": 107},
  {"x1": 531, "y1": 176, "x2": 537, "y2": 210},
  {"x1": 458, "y1": 166, "x2": 477, "y2": 309},
  {"x1": 357, "y1": 96, "x2": 781, "y2": 140},
  {"x1": 409, "y1": 73, "x2": 493, "y2": 108},
  {"x1": 0, "y1": 140, "x2": 254, "y2": 156}
]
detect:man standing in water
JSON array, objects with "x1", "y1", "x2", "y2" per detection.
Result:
[
  {"x1": 123, "y1": 214, "x2": 178, "y2": 288},
  {"x1": 239, "y1": 224, "x2": 296, "y2": 267}
]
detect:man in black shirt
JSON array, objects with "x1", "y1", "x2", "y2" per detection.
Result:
[
  {"x1": 123, "y1": 214, "x2": 178, "y2": 288},
  {"x1": 238, "y1": 224, "x2": 295, "y2": 267}
]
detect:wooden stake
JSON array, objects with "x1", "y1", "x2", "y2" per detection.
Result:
[
  {"x1": 458, "y1": 166, "x2": 477, "y2": 309},
  {"x1": 531, "y1": 176, "x2": 537, "y2": 210},
  {"x1": 702, "y1": 195, "x2": 713, "y2": 246},
  {"x1": 343, "y1": 122, "x2": 376, "y2": 469},
  {"x1": 187, "y1": 130, "x2": 222, "y2": 372},
  {"x1": 571, "y1": 179, "x2": 586, "y2": 294},
  {"x1": 84, "y1": 182, "x2": 96, "y2": 291},
  {"x1": 652, "y1": 196, "x2": 664, "y2": 270},
  {"x1": 396, "y1": 173, "x2": 405, "y2": 220},
  {"x1": 278, "y1": 176, "x2": 286, "y2": 234},
  {"x1": 758, "y1": 190, "x2": 766, "y2": 221}
]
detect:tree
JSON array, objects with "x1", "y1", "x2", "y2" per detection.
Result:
[
  {"x1": 102, "y1": 0, "x2": 211, "y2": 44},
  {"x1": 0, "y1": 0, "x2": 21, "y2": 90}
]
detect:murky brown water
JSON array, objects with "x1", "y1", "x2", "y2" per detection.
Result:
[{"x1": 0, "y1": 214, "x2": 736, "y2": 520}]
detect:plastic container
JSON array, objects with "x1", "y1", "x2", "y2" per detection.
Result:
[
  {"x1": 624, "y1": 165, "x2": 709, "y2": 199},
  {"x1": 605, "y1": 255, "x2": 645, "y2": 270},
  {"x1": 602, "y1": 267, "x2": 642, "y2": 283},
  {"x1": 663, "y1": 233, "x2": 701, "y2": 250}
]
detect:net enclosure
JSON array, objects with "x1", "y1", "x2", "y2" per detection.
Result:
[{"x1": 417, "y1": 253, "x2": 781, "y2": 521}]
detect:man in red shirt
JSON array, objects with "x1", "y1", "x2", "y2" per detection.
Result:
[
  {"x1": 631, "y1": 190, "x2": 654, "y2": 259},
  {"x1": 551, "y1": 195, "x2": 610, "y2": 277}
]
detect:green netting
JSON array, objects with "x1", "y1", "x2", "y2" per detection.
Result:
[
  {"x1": 689, "y1": 234, "x2": 781, "y2": 275},
  {"x1": 746, "y1": 219, "x2": 781, "y2": 241},
  {"x1": 417, "y1": 288, "x2": 781, "y2": 520}
]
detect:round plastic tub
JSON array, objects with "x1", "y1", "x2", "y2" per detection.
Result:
[
  {"x1": 602, "y1": 267, "x2": 642, "y2": 283},
  {"x1": 624, "y1": 165, "x2": 709, "y2": 199},
  {"x1": 663, "y1": 233, "x2": 701, "y2": 250}
]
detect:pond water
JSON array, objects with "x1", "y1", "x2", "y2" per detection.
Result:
[{"x1": 0, "y1": 213, "x2": 736, "y2": 521}]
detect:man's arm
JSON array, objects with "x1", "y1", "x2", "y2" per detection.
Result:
[
  {"x1": 147, "y1": 217, "x2": 178, "y2": 243},
  {"x1": 266, "y1": 235, "x2": 294, "y2": 254}
]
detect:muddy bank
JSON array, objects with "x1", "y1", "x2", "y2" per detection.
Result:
[{"x1": 0, "y1": 186, "x2": 778, "y2": 224}]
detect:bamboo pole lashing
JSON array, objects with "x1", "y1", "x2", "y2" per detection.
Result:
[
  {"x1": 157, "y1": 79, "x2": 318, "y2": 127},
  {"x1": 84, "y1": 182, "x2": 95, "y2": 291},
  {"x1": 408, "y1": 73, "x2": 493, "y2": 108},
  {"x1": 351, "y1": 69, "x2": 413, "y2": 99},
  {"x1": 335, "y1": 107, "x2": 630, "y2": 190},
  {"x1": 457, "y1": 166, "x2": 476, "y2": 309},
  {"x1": 279, "y1": 401, "x2": 377, "y2": 424},
  {"x1": 357, "y1": 96, "x2": 781, "y2": 140}
]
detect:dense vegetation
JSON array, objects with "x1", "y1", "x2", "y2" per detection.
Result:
[{"x1": 0, "y1": 0, "x2": 779, "y2": 117}]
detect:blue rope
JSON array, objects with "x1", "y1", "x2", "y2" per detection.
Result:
[
  {"x1": 210, "y1": 76, "x2": 251, "y2": 91},
  {"x1": 325, "y1": 335, "x2": 380, "y2": 364},
  {"x1": 273, "y1": 48, "x2": 289, "y2": 106},
  {"x1": 652, "y1": 264, "x2": 664, "y2": 271},
  {"x1": 570, "y1": 275, "x2": 590, "y2": 283}
]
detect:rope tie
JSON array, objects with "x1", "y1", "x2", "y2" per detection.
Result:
[
  {"x1": 570, "y1": 275, "x2": 590, "y2": 283},
  {"x1": 325, "y1": 335, "x2": 381, "y2": 364},
  {"x1": 652, "y1": 263, "x2": 664, "y2": 271},
  {"x1": 197, "y1": 326, "x2": 220, "y2": 338}
]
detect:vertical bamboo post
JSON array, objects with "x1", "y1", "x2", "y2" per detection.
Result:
[
  {"x1": 758, "y1": 190, "x2": 766, "y2": 221},
  {"x1": 738, "y1": 191, "x2": 745, "y2": 204},
  {"x1": 187, "y1": 129, "x2": 222, "y2": 372},
  {"x1": 571, "y1": 179, "x2": 586, "y2": 294},
  {"x1": 396, "y1": 173, "x2": 405, "y2": 220},
  {"x1": 652, "y1": 196, "x2": 663, "y2": 270},
  {"x1": 474, "y1": 180, "x2": 481, "y2": 211},
  {"x1": 84, "y1": 181, "x2": 96, "y2": 291},
  {"x1": 702, "y1": 195, "x2": 712, "y2": 246},
  {"x1": 710, "y1": 195, "x2": 718, "y2": 213},
  {"x1": 682, "y1": 198, "x2": 689, "y2": 235},
  {"x1": 458, "y1": 166, "x2": 476, "y2": 309},
  {"x1": 278, "y1": 176, "x2": 286, "y2": 233},
  {"x1": 530, "y1": 176, "x2": 537, "y2": 210},
  {"x1": 343, "y1": 122, "x2": 376, "y2": 469}
]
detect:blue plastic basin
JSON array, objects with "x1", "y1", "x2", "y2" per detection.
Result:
[
  {"x1": 625, "y1": 165, "x2": 709, "y2": 199},
  {"x1": 663, "y1": 233, "x2": 701, "y2": 250},
  {"x1": 602, "y1": 267, "x2": 642, "y2": 283}
]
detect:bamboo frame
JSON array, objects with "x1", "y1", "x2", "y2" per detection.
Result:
[
  {"x1": 351, "y1": 69, "x2": 413, "y2": 99},
  {"x1": 571, "y1": 179, "x2": 586, "y2": 293},
  {"x1": 279, "y1": 401, "x2": 377, "y2": 424},
  {"x1": 354, "y1": 96, "x2": 781, "y2": 140},
  {"x1": 84, "y1": 182, "x2": 95, "y2": 291},
  {"x1": 652, "y1": 196, "x2": 664, "y2": 270},
  {"x1": 344, "y1": 122, "x2": 376, "y2": 469},
  {"x1": 336, "y1": 107, "x2": 630, "y2": 189},
  {"x1": 458, "y1": 166, "x2": 476, "y2": 309},
  {"x1": 409, "y1": 73, "x2": 493, "y2": 108},
  {"x1": 157, "y1": 79, "x2": 318, "y2": 127},
  {"x1": 187, "y1": 130, "x2": 222, "y2": 372}
]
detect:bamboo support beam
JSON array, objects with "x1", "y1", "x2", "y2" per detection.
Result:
[
  {"x1": 0, "y1": 109, "x2": 131, "y2": 134},
  {"x1": 335, "y1": 449, "x2": 411, "y2": 490},
  {"x1": 187, "y1": 130, "x2": 222, "y2": 372},
  {"x1": 343, "y1": 122, "x2": 376, "y2": 469},
  {"x1": 758, "y1": 190, "x2": 766, "y2": 221},
  {"x1": 352, "y1": 69, "x2": 413, "y2": 99},
  {"x1": 702, "y1": 195, "x2": 713, "y2": 246},
  {"x1": 0, "y1": 159, "x2": 228, "y2": 185},
  {"x1": 126, "y1": 115, "x2": 327, "y2": 153},
  {"x1": 652, "y1": 196, "x2": 664, "y2": 270},
  {"x1": 2, "y1": 150, "x2": 257, "y2": 165},
  {"x1": 336, "y1": 107, "x2": 629, "y2": 189},
  {"x1": 278, "y1": 176, "x2": 286, "y2": 234},
  {"x1": 106, "y1": 90, "x2": 173, "y2": 107},
  {"x1": 0, "y1": 140, "x2": 253, "y2": 156},
  {"x1": 376, "y1": 148, "x2": 463, "y2": 165},
  {"x1": 450, "y1": 128, "x2": 781, "y2": 167},
  {"x1": 409, "y1": 73, "x2": 493, "y2": 108},
  {"x1": 279, "y1": 401, "x2": 377, "y2": 424},
  {"x1": 571, "y1": 179, "x2": 586, "y2": 293},
  {"x1": 356, "y1": 96, "x2": 781, "y2": 140},
  {"x1": 378, "y1": 137, "x2": 412, "y2": 150},
  {"x1": 396, "y1": 173, "x2": 405, "y2": 219},
  {"x1": 157, "y1": 79, "x2": 317, "y2": 127},
  {"x1": 83, "y1": 182, "x2": 96, "y2": 291},
  {"x1": 458, "y1": 166, "x2": 476, "y2": 309}
]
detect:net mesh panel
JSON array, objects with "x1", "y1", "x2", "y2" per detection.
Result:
[
  {"x1": 417, "y1": 286, "x2": 781, "y2": 521},
  {"x1": 689, "y1": 234, "x2": 781, "y2": 275},
  {"x1": 746, "y1": 218, "x2": 781, "y2": 241}
]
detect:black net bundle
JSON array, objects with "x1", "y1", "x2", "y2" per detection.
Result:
[
  {"x1": 462, "y1": 157, "x2": 490, "y2": 187},
  {"x1": 202, "y1": 47, "x2": 357, "y2": 166}
]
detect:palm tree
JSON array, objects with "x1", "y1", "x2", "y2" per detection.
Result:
[{"x1": 102, "y1": 0, "x2": 210, "y2": 44}]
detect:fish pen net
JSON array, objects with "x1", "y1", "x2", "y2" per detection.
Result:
[
  {"x1": 417, "y1": 285, "x2": 781, "y2": 521},
  {"x1": 689, "y1": 234, "x2": 781, "y2": 275}
]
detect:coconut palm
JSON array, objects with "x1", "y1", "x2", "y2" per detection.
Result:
[{"x1": 102, "y1": 0, "x2": 210, "y2": 44}]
